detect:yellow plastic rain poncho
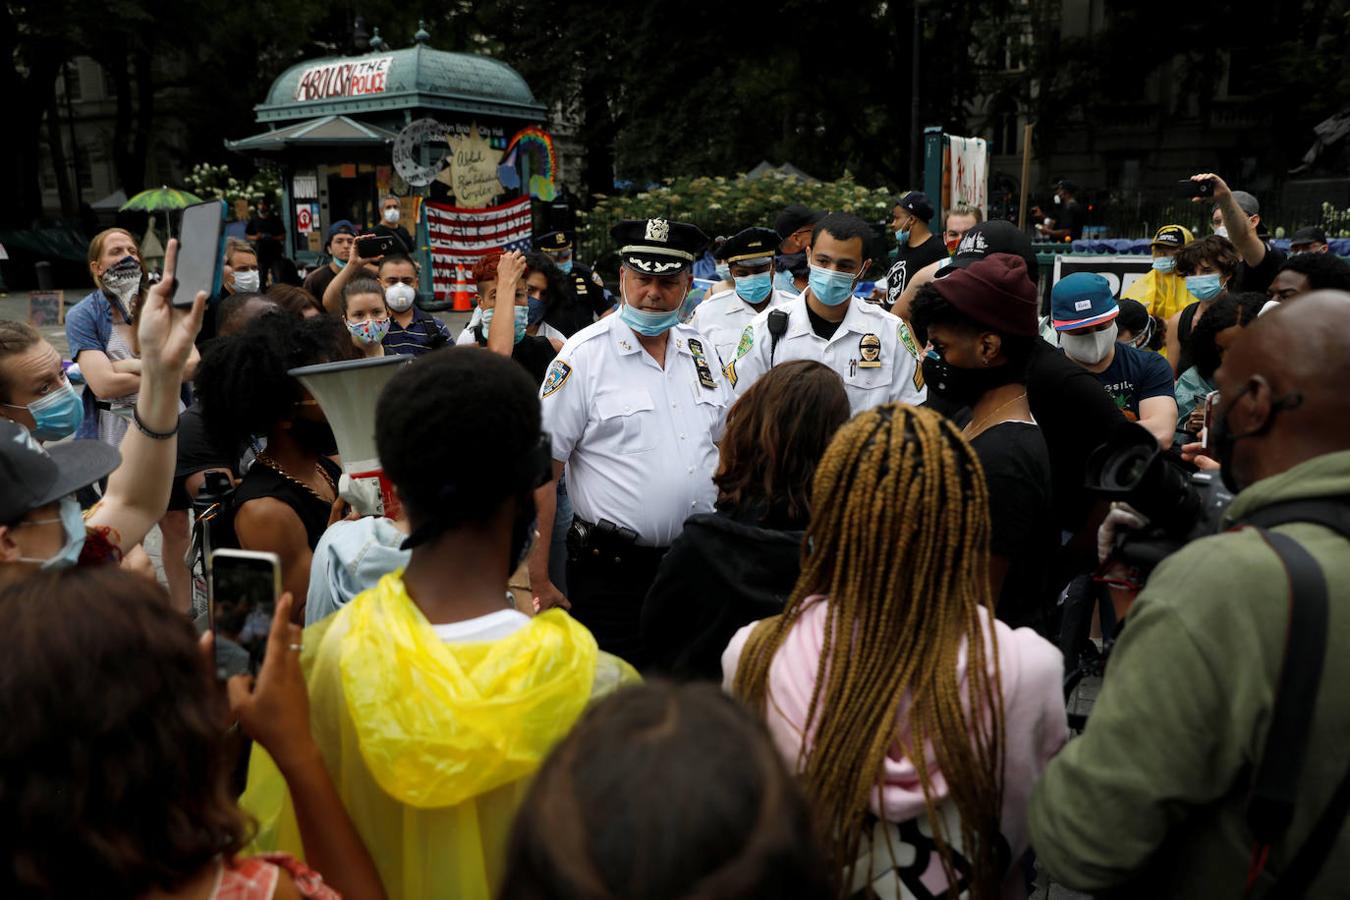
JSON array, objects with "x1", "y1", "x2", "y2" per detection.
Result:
[
  {"x1": 240, "y1": 571, "x2": 638, "y2": 899},
  {"x1": 1122, "y1": 268, "x2": 1198, "y2": 335}
]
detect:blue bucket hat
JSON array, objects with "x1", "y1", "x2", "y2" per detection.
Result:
[{"x1": 1051, "y1": 272, "x2": 1119, "y2": 331}]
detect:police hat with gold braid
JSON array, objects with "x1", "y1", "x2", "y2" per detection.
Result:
[
  {"x1": 719, "y1": 227, "x2": 780, "y2": 267},
  {"x1": 611, "y1": 218, "x2": 709, "y2": 275},
  {"x1": 537, "y1": 230, "x2": 573, "y2": 254}
]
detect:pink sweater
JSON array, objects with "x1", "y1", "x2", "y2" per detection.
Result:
[{"x1": 723, "y1": 597, "x2": 1067, "y2": 884}]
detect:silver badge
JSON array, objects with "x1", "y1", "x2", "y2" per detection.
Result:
[{"x1": 645, "y1": 218, "x2": 670, "y2": 242}]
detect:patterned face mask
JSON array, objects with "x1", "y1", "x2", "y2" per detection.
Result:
[{"x1": 101, "y1": 255, "x2": 143, "y2": 323}]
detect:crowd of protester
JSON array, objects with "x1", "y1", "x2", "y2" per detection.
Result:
[{"x1": 1, "y1": 169, "x2": 1348, "y2": 900}]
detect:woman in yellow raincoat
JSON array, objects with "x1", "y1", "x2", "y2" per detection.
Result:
[{"x1": 241, "y1": 349, "x2": 637, "y2": 899}]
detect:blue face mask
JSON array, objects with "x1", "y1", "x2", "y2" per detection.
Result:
[
  {"x1": 1152, "y1": 256, "x2": 1176, "y2": 273},
  {"x1": 527, "y1": 297, "x2": 548, "y2": 327},
  {"x1": 558, "y1": 258, "x2": 574, "y2": 275},
  {"x1": 620, "y1": 302, "x2": 681, "y2": 336},
  {"x1": 895, "y1": 229, "x2": 910, "y2": 244},
  {"x1": 734, "y1": 271, "x2": 773, "y2": 304},
  {"x1": 807, "y1": 263, "x2": 859, "y2": 307},
  {"x1": 1185, "y1": 273, "x2": 1224, "y2": 301},
  {"x1": 774, "y1": 269, "x2": 798, "y2": 294},
  {"x1": 482, "y1": 306, "x2": 530, "y2": 343},
  {"x1": 17, "y1": 495, "x2": 86, "y2": 571},
  {"x1": 3, "y1": 380, "x2": 84, "y2": 442},
  {"x1": 715, "y1": 263, "x2": 731, "y2": 280},
  {"x1": 333, "y1": 254, "x2": 348, "y2": 269}
]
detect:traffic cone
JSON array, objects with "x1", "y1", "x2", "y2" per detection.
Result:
[{"x1": 452, "y1": 263, "x2": 473, "y2": 311}]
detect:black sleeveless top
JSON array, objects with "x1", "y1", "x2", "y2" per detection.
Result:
[
  {"x1": 227, "y1": 456, "x2": 342, "y2": 550},
  {"x1": 1176, "y1": 301, "x2": 1202, "y2": 375}
]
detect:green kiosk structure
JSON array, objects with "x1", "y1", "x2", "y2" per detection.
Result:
[{"x1": 227, "y1": 24, "x2": 548, "y2": 305}]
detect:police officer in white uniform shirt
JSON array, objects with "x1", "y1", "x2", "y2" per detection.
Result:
[
  {"x1": 531, "y1": 217, "x2": 729, "y2": 665},
  {"x1": 689, "y1": 226, "x2": 794, "y2": 366},
  {"x1": 724, "y1": 212, "x2": 926, "y2": 414}
]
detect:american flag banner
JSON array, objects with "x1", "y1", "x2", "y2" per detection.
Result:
[{"x1": 426, "y1": 197, "x2": 533, "y2": 301}]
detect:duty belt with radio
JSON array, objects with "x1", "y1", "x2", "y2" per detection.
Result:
[{"x1": 567, "y1": 517, "x2": 644, "y2": 564}]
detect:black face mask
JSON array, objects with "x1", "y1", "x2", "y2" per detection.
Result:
[
  {"x1": 290, "y1": 416, "x2": 339, "y2": 456},
  {"x1": 921, "y1": 350, "x2": 1023, "y2": 409},
  {"x1": 1209, "y1": 383, "x2": 1302, "y2": 493}
]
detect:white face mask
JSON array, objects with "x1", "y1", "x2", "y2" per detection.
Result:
[
  {"x1": 383, "y1": 207, "x2": 400, "y2": 224},
  {"x1": 1213, "y1": 224, "x2": 1229, "y2": 238},
  {"x1": 232, "y1": 270, "x2": 260, "y2": 293},
  {"x1": 1061, "y1": 323, "x2": 1118, "y2": 365},
  {"x1": 385, "y1": 282, "x2": 416, "y2": 312}
]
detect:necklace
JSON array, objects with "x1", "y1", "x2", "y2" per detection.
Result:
[
  {"x1": 253, "y1": 452, "x2": 336, "y2": 504},
  {"x1": 964, "y1": 391, "x2": 1028, "y2": 439}
]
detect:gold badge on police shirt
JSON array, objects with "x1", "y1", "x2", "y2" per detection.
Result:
[
  {"x1": 687, "y1": 338, "x2": 718, "y2": 390},
  {"x1": 645, "y1": 218, "x2": 670, "y2": 242},
  {"x1": 858, "y1": 333, "x2": 882, "y2": 368}
]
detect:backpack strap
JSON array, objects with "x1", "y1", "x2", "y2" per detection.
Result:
[
  {"x1": 1244, "y1": 529, "x2": 1329, "y2": 891},
  {"x1": 1238, "y1": 497, "x2": 1350, "y2": 541},
  {"x1": 767, "y1": 309, "x2": 789, "y2": 366}
]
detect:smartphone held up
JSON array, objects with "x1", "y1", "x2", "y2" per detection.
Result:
[
  {"x1": 210, "y1": 548, "x2": 281, "y2": 680},
  {"x1": 171, "y1": 199, "x2": 228, "y2": 308}
]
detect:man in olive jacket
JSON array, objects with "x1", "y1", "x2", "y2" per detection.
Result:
[{"x1": 1029, "y1": 292, "x2": 1350, "y2": 896}]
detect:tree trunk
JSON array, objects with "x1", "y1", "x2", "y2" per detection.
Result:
[
  {"x1": 579, "y1": 70, "x2": 615, "y2": 199},
  {"x1": 45, "y1": 83, "x2": 77, "y2": 219},
  {"x1": 129, "y1": 48, "x2": 154, "y2": 194},
  {"x1": 0, "y1": 10, "x2": 66, "y2": 226}
]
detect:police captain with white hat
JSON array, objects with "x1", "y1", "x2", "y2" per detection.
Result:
[
  {"x1": 529, "y1": 216, "x2": 730, "y2": 666},
  {"x1": 689, "y1": 226, "x2": 795, "y2": 367},
  {"x1": 723, "y1": 211, "x2": 926, "y2": 414}
]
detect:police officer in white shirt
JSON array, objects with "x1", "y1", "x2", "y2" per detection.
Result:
[
  {"x1": 723, "y1": 212, "x2": 927, "y2": 414},
  {"x1": 689, "y1": 226, "x2": 794, "y2": 367},
  {"x1": 530, "y1": 217, "x2": 730, "y2": 665}
]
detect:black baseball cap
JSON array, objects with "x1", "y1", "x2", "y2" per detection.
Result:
[
  {"x1": 0, "y1": 421, "x2": 120, "y2": 524},
  {"x1": 774, "y1": 205, "x2": 825, "y2": 241},
  {"x1": 937, "y1": 220, "x2": 1039, "y2": 282},
  {"x1": 1291, "y1": 226, "x2": 1328, "y2": 247},
  {"x1": 893, "y1": 191, "x2": 935, "y2": 223}
]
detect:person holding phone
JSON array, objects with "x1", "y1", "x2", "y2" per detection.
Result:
[
  {"x1": 0, "y1": 567, "x2": 386, "y2": 900},
  {"x1": 197, "y1": 314, "x2": 351, "y2": 620},
  {"x1": 320, "y1": 234, "x2": 384, "y2": 317},
  {"x1": 304, "y1": 221, "x2": 356, "y2": 311},
  {"x1": 339, "y1": 278, "x2": 391, "y2": 359}
]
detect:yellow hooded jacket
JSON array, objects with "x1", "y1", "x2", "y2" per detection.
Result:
[
  {"x1": 1122, "y1": 269, "x2": 1198, "y2": 335},
  {"x1": 240, "y1": 571, "x2": 637, "y2": 899}
]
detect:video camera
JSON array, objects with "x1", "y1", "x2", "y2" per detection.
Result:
[{"x1": 1086, "y1": 422, "x2": 1233, "y2": 574}]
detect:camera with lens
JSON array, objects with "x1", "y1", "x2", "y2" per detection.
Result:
[{"x1": 1086, "y1": 422, "x2": 1234, "y2": 574}]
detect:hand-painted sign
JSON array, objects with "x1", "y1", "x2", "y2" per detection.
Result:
[{"x1": 294, "y1": 57, "x2": 393, "y2": 102}]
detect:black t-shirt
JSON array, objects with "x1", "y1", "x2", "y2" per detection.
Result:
[
  {"x1": 884, "y1": 234, "x2": 949, "y2": 308},
  {"x1": 1025, "y1": 340, "x2": 1126, "y2": 533},
  {"x1": 302, "y1": 265, "x2": 338, "y2": 307},
  {"x1": 1058, "y1": 200, "x2": 1086, "y2": 240},
  {"x1": 545, "y1": 264, "x2": 613, "y2": 337},
  {"x1": 970, "y1": 421, "x2": 1057, "y2": 631},
  {"x1": 1234, "y1": 242, "x2": 1287, "y2": 294},
  {"x1": 470, "y1": 326, "x2": 557, "y2": 384},
  {"x1": 805, "y1": 302, "x2": 842, "y2": 340},
  {"x1": 246, "y1": 214, "x2": 286, "y2": 247}
]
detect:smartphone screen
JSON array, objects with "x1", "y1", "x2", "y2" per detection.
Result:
[
  {"x1": 172, "y1": 200, "x2": 227, "y2": 307},
  {"x1": 1201, "y1": 390, "x2": 1220, "y2": 450},
  {"x1": 355, "y1": 234, "x2": 397, "y2": 258},
  {"x1": 210, "y1": 549, "x2": 280, "y2": 679}
]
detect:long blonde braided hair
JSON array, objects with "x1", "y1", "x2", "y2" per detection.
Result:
[{"x1": 732, "y1": 404, "x2": 1006, "y2": 898}]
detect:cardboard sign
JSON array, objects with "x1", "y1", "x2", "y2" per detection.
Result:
[
  {"x1": 28, "y1": 291, "x2": 62, "y2": 326},
  {"x1": 1051, "y1": 254, "x2": 1154, "y2": 297},
  {"x1": 294, "y1": 57, "x2": 393, "y2": 103},
  {"x1": 447, "y1": 123, "x2": 504, "y2": 208}
]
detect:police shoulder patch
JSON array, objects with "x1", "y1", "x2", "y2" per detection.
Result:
[
  {"x1": 723, "y1": 358, "x2": 738, "y2": 388},
  {"x1": 897, "y1": 320, "x2": 921, "y2": 360},
  {"x1": 542, "y1": 359, "x2": 573, "y2": 398},
  {"x1": 734, "y1": 325, "x2": 755, "y2": 360}
]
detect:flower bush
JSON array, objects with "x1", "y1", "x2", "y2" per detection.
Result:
[
  {"x1": 1321, "y1": 201, "x2": 1350, "y2": 238},
  {"x1": 184, "y1": 163, "x2": 281, "y2": 218},
  {"x1": 576, "y1": 171, "x2": 893, "y2": 272}
]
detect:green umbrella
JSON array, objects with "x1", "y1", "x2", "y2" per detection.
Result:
[
  {"x1": 120, "y1": 185, "x2": 203, "y2": 212},
  {"x1": 119, "y1": 186, "x2": 204, "y2": 239}
]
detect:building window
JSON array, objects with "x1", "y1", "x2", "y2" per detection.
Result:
[{"x1": 62, "y1": 63, "x2": 82, "y2": 102}]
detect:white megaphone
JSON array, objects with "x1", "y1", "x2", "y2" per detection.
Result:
[{"x1": 288, "y1": 355, "x2": 410, "y2": 519}]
